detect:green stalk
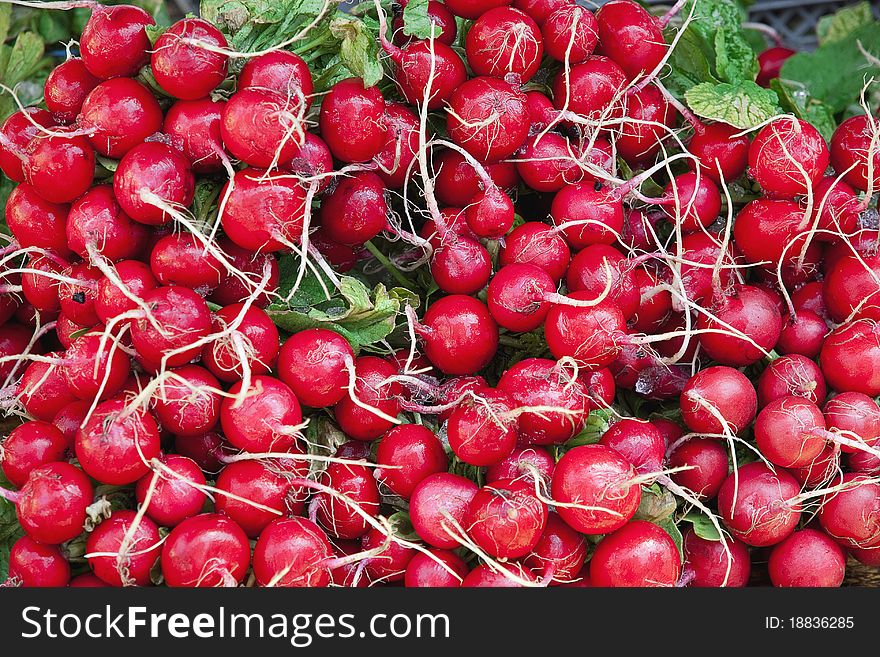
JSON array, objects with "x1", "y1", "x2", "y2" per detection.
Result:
[{"x1": 365, "y1": 241, "x2": 416, "y2": 290}]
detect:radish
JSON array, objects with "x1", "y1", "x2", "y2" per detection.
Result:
[
  {"x1": 52, "y1": 400, "x2": 89, "y2": 448},
  {"x1": 811, "y1": 176, "x2": 859, "y2": 240},
  {"x1": 430, "y1": 236, "x2": 493, "y2": 295},
  {"x1": 718, "y1": 462, "x2": 801, "y2": 547},
  {"x1": 416, "y1": 295, "x2": 499, "y2": 375},
  {"x1": 486, "y1": 446, "x2": 555, "y2": 484},
  {"x1": 252, "y1": 517, "x2": 334, "y2": 587},
  {"x1": 823, "y1": 249, "x2": 880, "y2": 322},
  {"x1": 688, "y1": 122, "x2": 750, "y2": 183},
  {"x1": 678, "y1": 231, "x2": 739, "y2": 304},
  {"x1": 134, "y1": 454, "x2": 206, "y2": 528},
  {"x1": 630, "y1": 268, "x2": 672, "y2": 333},
  {"x1": 462, "y1": 562, "x2": 536, "y2": 587},
  {"x1": 239, "y1": 51, "x2": 314, "y2": 105},
  {"x1": 446, "y1": 388, "x2": 518, "y2": 466},
  {"x1": 487, "y1": 263, "x2": 556, "y2": 332},
  {"x1": 551, "y1": 444, "x2": 641, "y2": 534},
  {"x1": 590, "y1": 520, "x2": 680, "y2": 587},
  {"x1": 210, "y1": 238, "x2": 279, "y2": 307},
  {"x1": 220, "y1": 375, "x2": 303, "y2": 453},
  {"x1": 436, "y1": 375, "x2": 489, "y2": 422},
  {"x1": 595, "y1": 0, "x2": 666, "y2": 80},
  {"x1": 174, "y1": 431, "x2": 227, "y2": 474},
  {"x1": 62, "y1": 332, "x2": 131, "y2": 401},
  {"x1": 221, "y1": 88, "x2": 305, "y2": 168},
  {"x1": 0, "y1": 109, "x2": 54, "y2": 182},
  {"x1": 319, "y1": 78, "x2": 387, "y2": 163},
  {"x1": 599, "y1": 418, "x2": 665, "y2": 475},
  {"x1": 320, "y1": 171, "x2": 388, "y2": 246},
  {"x1": 375, "y1": 424, "x2": 448, "y2": 498},
  {"x1": 668, "y1": 438, "x2": 728, "y2": 499},
  {"x1": 361, "y1": 526, "x2": 416, "y2": 582},
  {"x1": 823, "y1": 391, "x2": 880, "y2": 453},
  {"x1": 75, "y1": 399, "x2": 161, "y2": 485},
  {"x1": 151, "y1": 365, "x2": 221, "y2": 437},
  {"x1": 374, "y1": 103, "x2": 419, "y2": 188},
  {"x1": 756, "y1": 354, "x2": 827, "y2": 407},
  {"x1": 514, "y1": 0, "x2": 569, "y2": 24},
  {"x1": 747, "y1": 117, "x2": 829, "y2": 197},
  {"x1": 1, "y1": 462, "x2": 92, "y2": 545},
  {"x1": 79, "y1": 4, "x2": 155, "y2": 79},
  {"x1": 43, "y1": 58, "x2": 99, "y2": 124},
  {"x1": 7, "y1": 536, "x2": 70, "y2": 587},
  {"x1": 434, "y1": 149, "x2": 519, "y2": 207},
  {"x1": 733, "y1": 199, "x2": 807, "y2": 270},
  {"x1": 334, "y1": 356, "x2": 402, "y2": 441},
  {"x1": 465, "y1": 478, "x2": 548, "y2": 559},
  {"x1": 777, "y1": 310, "x2": 827, "y2": 359},
  {"x1": 150, "y1": 232, "x2": 223, "y2": 291},
  {"x1": 203, "y1": 304, "x2": 279, "y2": 383},
  {"x1": 550, "y1": 181, "x2": 625, "y2": 248},
  {"x1": 383, "y1": 39, "x2": 468, "y2": 111},
  {"x1": 818, "y1": 473, "x2": 880, "y2": 549},
  {"x1": 277, "y1": 328, "x2": 353, "y2": 408},
  {"x1": 820, "y1": 319, "x2": 880, "y2": 396},
  {"x1": 67, "y1": 185, "x2": 147, "y2": 261},
  {"x1": 544, "y1": 295, "x2": 626, "y2": 367},
  {"x1": 542, "y1": 5, "x2": 598, "y2": 64},
  {"x1": 130, "y1": 286, "x2": 212, "y2": 367},
  {"x1": 499, "y1": 221, "x2": 571, "y2": 282},
  {"x1": 85, "y1": 510, "x2": 161, "y2": 587},
  {"x1": 21, "y1": 254, "x2": 65, "y2": 314},
  {"x1": 393, "y1": 1, "x2": 458, "y2": 46},
  {"x1": 285, "y1": 133, "x2": 334, "y2": 189},
  {"x1": 446, "y1": 76, "x2": 529, "y2": 162},
  {"x1": 95, "y1": 260, "x2": 157, "y2": 324},
  {"x1": 4, "y1": 184, "x2": 69, "y2": 257},
  {"x1": 79, "y1": 78, "x2": 163, "y2": 158},
  {"x1": 70, "y1": 573, "x2": 109, "y2": 587},
  {"x1": 445, "y1": 0, "x2": 513, "y2": 19},
  {"x1": 410, "y1": 473, "x2": 479, "y2": 549},
  {"x1": 516, "y1": 133, "x2": 586, "y2": 193},
  {"x1": 682, "y1": 529, "x2": 751, "y2": 587},
  {"x1": 768, "y1": 528, "x2": 845, "y2": 587},
  {"x1": 58, "y1": 262, "x2": 102, "y2": 327},
  {"x1": 552, "y1": 56, "x2": 627, "y2": 119},
  {"x1": 405, "y1": 549, "x2": 469, "y2": 587},
  {"x1": 314, "y1": 463, "x2": 380, "y2": 539},
  {"x1": 151, "y1": 18, "x2": 229, "y2": 100},
  {"x1": 114, "y1": 142, "x2": 195, "y2": 225},
  {"x1": 829, "y1": 114, "x2": 880, "y2": 192},
  {"x1": 849, "y1": 449, "x2": 880, "y2": 475},
  {"x1": 163, "y1": 98, "x2": 226, "y2": 174},
  {"x1": 584, "y1": 367, "x2": 616, "y2": 409},
  {"x1": 696, "y1": 285, "x2": 782, "y2": 367},
  {"x1": 616, "y1": 85, "x2": 675, "y2": 166},
  {"x1": 754, "y1": 396, "x2": 826, "y2": 468},
  {"x1": 25, "y1": 132, "x2": 95, "y2": 204},
  {"x1": 790, "y1": 445, "x2": 840, "y2": 488},
  {"x1": 466, "y1": 7, "x2": 544, "y2": 82},
  {"x1": 680, "y1": 366, "x2": 757, "y2": 434},
  {"x1": 566, "y1": 244, "x2": 639, "y2": 319},
  {"x1": 161, "y1": 513, "x2": 250, "y2": 587},
  {"x1": 1, "y1": 421, "x2": 68, "y2": 488},
  {"x1": 658, "y1": 172, "x2": 722, "y2": 232},
  {"x1": 523, "y1": 512, "x2": 586, "y2": 584},
  {"x1": 17, "y1": 357, "x2": 78, "y2": 422},
  {"x1": 756, "y1": 47, "x2": 796, "y2": 87}
]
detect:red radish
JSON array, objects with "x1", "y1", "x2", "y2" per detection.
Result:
[
  {"x1": 591, "y1": 520, "x2": 680, "y2": 587},
  {"x1": 682, "y1": 529, "x2": 751, "y2": 587},
  {"x1": 220, "y1": 168, "x2": 307, "y2": 252},
  {"x1": 818, "y1": 473, "x2": 880, "y2": 549},
  {"x1": 552, "y1": 56, "x2": 627, "y2": 119},
  {"x1": 462, "y1": 562, "x2": 536, "y2": 587},
  {"x1": 718, "y1": 462, "x2": 801, "y2": 547},
  {"x1": 551, "y1": 444, "x2": 641, "y2": 534},
  {"x1": 220, "y1": 375, "x2": 303, "y2": 453},
  {"x1": 79, "y1": 4, "x2": 154, "y2": 79},
  {"x1": 823, "y1": 391, "x2": 880, "y2": 453},
  {"x1": 0, "y1": 109, "x2": 54, "y2": 182},
  {"x1": 130, "y1": 286, "x2": 212, "y2": 367},
  {"x1": 445, "y1": 0, "x2": 513, "y2": 19},
  {"x1": 203, "y1": 304, "x2": 279, "y2": 383},
  {"x1": 361, "y1": 526, "x2": 417, "y2": 582},
  {"x1": 430, "y1": 236, "x2": 492, "y2": 295},
  {"x1": 466, "y1": 478, "x2": 548, "y2": 559},
  {"x1": 285, "y1": 133, "x2": 334, "y2": 190},
  {"x1": 500, "y1": 222, "x2": 571, "y2": 282},
  {"x1": 18, "y1": 357, "x2": 78, "y2": 422},
  {"x1": 790, "y1": 445, "x2": 840, "y2": 488},
  {"x1": 210, "y1": 238, "x2": 279, "y2": 307},
  {"x1": 69, "y1": 573, "x2": 109, "y2": 587},
  {"x1": 754, "y1": 396, "x2": 826, "y2": 468},
  {"x1": 678, "y1": 231, "x2": 739, "y2": 305},
  {"x1": 486, "y1": 446, "x2": 555, "y2": 484},
  {"x1": 434, "y1": 149, "x2": 519, "y2": 207},
  {"x1": 756, "y1": 47, "x2": 796, "y2": 87},
  {"x1": 252, "y1": 517, "x2": 334, "y2": 587},
  {"x1": 688, "y1": 122, "x2": 750, "y2": 183},
  {"x1": 498, "y1": 358, "x2": 590, "y2": 445},
  {"x1": 384, "y1": 39, "x2": 468, "y2": 110},
  {"x1": 114, "y1": 142, "x2": 195, "y2": 225},
  {"x1": 410, "y1": 473, "x2": 479, "y2": 550},
  {"x1": 62, "y1": 333, "x2": 130, "y2": 401},
  {"x1": 76, "y1": 400, "x2": 161, "y2": 485},
  {"x1": 7, "y1": 536, "x2": 70, "y2": 587},
  {"x1": 320, "y1": 171, "x2": 388, "y2": 246},
  {"x1": 405, "y1": 549, "x2": 468, "y2": 587},
  {"x1": 150, "y1": 232, "x2": 223, "y2": 291},
  {"x1": 466, "y1": 7, "x2": 544, "y2": 81},
  {"x1": 696, "y1": 285, "x2": 782, "y2": 367},
  {"x1": 487, "y1": 263, "x2": 556, "y2": 332},
  {"x1": 551, "y1": 181, "x2": 625, "y2": 248},
  {"x1": 314, "y1": 463, "x2": 380, "y2": 539},
  {"x1": 163, "y1": 99, "x2": 226, "y2": 174},
  {"x1": 756, "y1": 354, "x2": 826, "y2": 407},
  {"x1": 849, "y1": 448, "x2": 880, "y2": 474},
  {"x1": 584, "y1": 367, "x2": 616, "y2": 409},
  {"x1": 810, "y1": 176, "x2": 859, "y2": 240},
  {"x1": 25, "y1": 132, "x2": 95, "y2": 204},
  {"x1": 542, "y1": 5, "x2": 598, "y2": 64},
  {"x1": 67, "y1": 185, "x2": 147, "y2": 261},
  {"x1": 823, "y1": 249, "x2": 880, "y2": 322},
  {"x1": 420, "y1": 207, "x2": 472, "y2": 250},
  {"x1": 57, "y1": 262, "x2": 101, "y2": 327},
  {"x1": 447, "y1": 388, "x2": 518, "y2": 466},
  {"x1": 523, "y1": 512, "x2": 586, "y2": 584},
  {"x1": 95, "y1": 260, "x2": 158, "y2": 324},
  {"x1": 630, "y1": 268, "x2": 672, "y2": 333},
  {"x1": 221, "y1": 88, "x2": 305, "y2": 168},
  {"x1": 829, "y1": 114, "x2": 880, "y2": 192},
  {"x1": 447, "y1": 76, "x2": 529, "y2": 162},
  {"x1": 599, "y1": 418, "x2": 665, "y2": 475},
  {"x1": 373, "y1": 103, "x2": 419, "y2": 189},
  {"x1": 215, "y1": 459, "x2": 306, "y2": 538},
  {"x1": 820, "y1": 319, "x2": 880, "y2": 396},
  {"x1": 516, "y1": 133, "x2": 585, "y2": 193},
  {"x1": 44, "y1": 58, "x2": 99, "y2": 123},
  {"x1": 52, "y1": 400, "x2": 89, "y2": 448},
  {"x1": 777, "y1": 310, "x2": 827, "y2": 359},
  {"x1": 437, "y1": 376, "x2": 490, "y2": 422},
  {"x1": 1, "y1": 421, "x2": 68, "y2": 488},
  {"x1": 174, "y1": 432, "x2": 227, "y2": 474},
  {"x1": 86, "y1": 510, "x2": 161, "y2": 587},
  {"x1": 4, "y1": 184, "x2": 70, "y2": 256},
  {"x1": 238, "y1": 51, "x2": 314, "y2": 104},
  {"x1": 135, "y1": 454, "x2": 206, "y2": 527},
  {"x1": 733, "y1": 199, "x2": 806, "y2": 269},
  {"x1": 79, "y1": 78, "x2": 163, "y2": 158},
  {"x1": 277, "y1": 328, "x2": 353, "y2": 408},
  {"x1": 465, "y1": 187, "x2": 515, "y2": 239},
  {"x1": 524, "y1": 89, "x2": 558, "y2": 130},
  {"x1": 616, "y1": 85, "x2": 675, "y2": 166},
  {"x1": 319, "y1": 78, "x2": 387, "y2": 163},
  {"x1": 161, "y1": 514, "x2": 250, "y2": 587},
  {"x1": 6, "y1": 462, "x2": 92, "y2": 545},
  {"x1": 514, "y1": 0, "x2": 568, "y2": 24},
  {"x1": 21, "y1": 255, "x2": 65, "y2": 313},
  {"x1": 747, "y1": 117, "x2": 829, "y2": 197},
  {"x1": 375, "y1": 424, "x2": 448, "y2": 498},
  {"x1": 416, "y1": 295, "x2": 499, "y2": 375},
  {"x1": 0, "y1": 323, "x2": 38, "y2": 382},
  {"x1": 544, "y1": 296, "x2": 626, "y2": 367},
  {"x1": 680, "y1": 366, "x2": 757, "y2": 434},
  {"x1": 151, "y1": 365, "x2": 221, "y2": 437},
  {"x1": 393, "y1": 0, "x2": 458, "y2": 46},
  {"x1": 768, "y1": 528, "x2": 845, "y2": 587},
  {"x1": 668, "y1": 438, "x2": 729, "y2": 499},
  {"x1": 566, "y1": 244, "x2": 639, "y2": 319},
  {"x1": 151, "y1": 18, "x2": 228, "y2": 100},
  {"x1": 596, "y1": 0, "x2": 666, "y2": 80},
  {"x1": 621, "y1": 206, "x2": 657, "y2": 251},
  {"x1": 659, "y1": 172, "x2": 722, "y2": 232},
  {"x1": 334, "y1": 356, "x2": 403, "y2": 441}
]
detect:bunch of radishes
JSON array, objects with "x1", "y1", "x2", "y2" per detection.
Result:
[{"x1": 0, "y1": 0, "x2": 878, "y2": 589}]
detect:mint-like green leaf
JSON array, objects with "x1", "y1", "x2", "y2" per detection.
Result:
[
  {"x1": 402, "y1": 0, "x2": 433, "y2": 40},
  {"x1": 685, "y1": 81, "x2": 782, "y2": 129},
  {"x1": 330, "y1": 16, "x2": 384, "y2": 87},
  {"x1": 681, "y1": 510, "x2": 723, "y2": 541},
  {"x1": 816, "y1": 1, "x2": 874, "y2": 46}
]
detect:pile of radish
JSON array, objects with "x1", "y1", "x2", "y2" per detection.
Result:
[{"x1": 0, "y1": 0, "x2": 879, "y2": 588}]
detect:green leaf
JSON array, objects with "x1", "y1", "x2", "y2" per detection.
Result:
[
  {"x1": 566, "y1": 409, "x2": 613, "y2": 447},
  {"x1": 0, "y1": 4, "x2": 10, "y2": 45},
  {"x1": 303, "y1": 415, "x2": 350, "y2": 477},
  {"x1": 681, "y1": 510, "x2": 723, "y2": 541},
  {"x1": 330, "y1": 16, "x2": 384, "y2": 87},
  {"x1": 816, "y1": 1, "x2": 874, "y2": 46},
  {"x1": 386, "y1": 511, "x2": 420, "y2": 542},
  {"x1": 0, "y1": 471, "x2": 23, "y2": 581},
  {"x1": 3, "y1": 31, "x2": 44, "y2": 87},
  {"x1": 781, "y1": 23, "x2": 880, "y2": 114},
  {"x1": 635, "y1": 486, "x2": 677, "y2": 523},
  {"x1": 402, "y1": 0, "x2": 433, "y2": 40},
  {"x1": 685, "y1": 81, "x2": 782, "y2": 129},
  {"x1": 769, "y1": 78, "x2": 837, "y2": 143},
  {"x1": 37, "y1": 11, "x2": 71, "y2": 44},
  {"x1": 201, "y1": 0, "x2": 332, "y2": 54},
  {"x1": 656, "y1": 517, "x2": 684, "y2": 561},
  {"x1": 663, "y1": 24, "x2": 720, "y2": 97},
  {"x1": 682, "y1": 0, "x2": 758, "y2": 84}
]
